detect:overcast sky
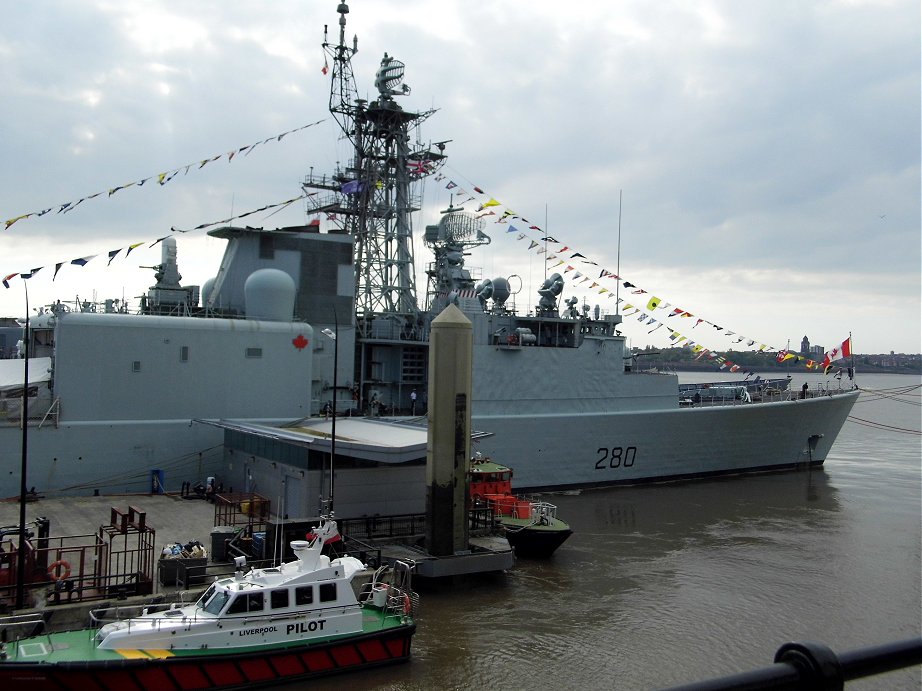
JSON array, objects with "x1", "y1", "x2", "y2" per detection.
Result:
[{"x1": 1, "y1": 1, "x2": 919, "y2": 355}]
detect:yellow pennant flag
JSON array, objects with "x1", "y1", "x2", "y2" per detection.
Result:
[{"x1": 646, "y1": 295, "x2": 661, "y2": 311}]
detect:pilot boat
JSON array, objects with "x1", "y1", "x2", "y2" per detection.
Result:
[{"x1": 0, "y1": 518, "x2": 417, "y2": 690}]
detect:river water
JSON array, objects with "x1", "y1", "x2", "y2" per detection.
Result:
[{"x1": 311, "y1": 372, "x2": 921, "y2": 690}]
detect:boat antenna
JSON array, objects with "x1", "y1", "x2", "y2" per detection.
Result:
[
  {"x1": 275, "y1": 486, "x2": 284, "y2": 565},
  {"x1": 544, "y1": 204, "x2": 548, "y2": 284},
  {"x1": 615, "y1": 189, "x2": 622, "y2": 314}
]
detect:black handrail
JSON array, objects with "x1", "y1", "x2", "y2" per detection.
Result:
[{"x1": 663, "y1": 638, "x2": 922, "y2": 690}]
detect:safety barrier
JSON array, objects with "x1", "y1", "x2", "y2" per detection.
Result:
[{"x1": 664, "y1": 637, "x2": 922, "y2": 690}]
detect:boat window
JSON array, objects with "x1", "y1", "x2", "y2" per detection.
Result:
[
  {"x1": 226, "y1": 591, "x2": 265, "y2": 614},
  {"x1": 271, "y1": 588, "x2": 290, "y2": 609},
  {"x1": 203, "y1": 589, "x2": 230, "y2": 615},
  {"x1": 295, "y1": 586, "x2": 313, "y2": 606},
  {"x1": 319, "y1": 583, "x2": 337, "y2": 603},
  {"x1": 196, "y1": 584, "x2": 216, "y2": 609}
]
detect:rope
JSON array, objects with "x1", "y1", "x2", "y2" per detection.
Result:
[
  {"x1": 846, "y1": 384, "x2": 922, "y2": 436},
  {"x1": 847, "y1": 416, "x2": 921, "y2": 435}
]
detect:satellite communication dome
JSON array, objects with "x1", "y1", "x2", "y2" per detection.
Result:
[
  {"x1": 244, "y1": 269, "x2": 296, "y2": 321},
  {"x1": 201, "y1": 278, "x2": 215, "y2": 307}
]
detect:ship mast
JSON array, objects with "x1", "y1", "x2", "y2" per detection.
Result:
[{"x1": 308, "y1": 2, "x2": 446, "y2": 337}]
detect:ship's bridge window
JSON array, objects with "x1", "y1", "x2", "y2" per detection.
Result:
[
  {"x1": 246, "y1": 347, "x2": 263, "y2": 359},
  {"x1": 226, "y1": 591, "x2": 265, "y2": 614},
  {"x1": 319, "y1": 582, "x2": 337, "y2": 603},
  {"x1": 271, "y1": 588, "x2": 290, "y2": 610}
]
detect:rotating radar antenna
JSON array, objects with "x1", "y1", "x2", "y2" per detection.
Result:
[
  {"x1": 426, "y1": 210, "x2": 491, "y2": 249},
  {"x1": 375, "y1": 54, "x2": 411, "y2": 99}
]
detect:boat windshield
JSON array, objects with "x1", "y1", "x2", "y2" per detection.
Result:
[
  {"x1": 199, "y1": 585, "x2": 231, "y2": 615},
  {"x1": 196, "y1": 584, "x2": 216, "y2": 607}
]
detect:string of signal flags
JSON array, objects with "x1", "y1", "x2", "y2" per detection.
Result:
[
  {"x1": 2, "y1": 120, "x2": 324, "y2": 232},
  {"x1": 433, "y1": 165, "x2": 852, "y2": 376},
  {"x1": 1, "y1": 120, "x2": 323, "y2": 290},
  {"x1": 0, "y1": 135, "x2": 851, "y2": 374}
]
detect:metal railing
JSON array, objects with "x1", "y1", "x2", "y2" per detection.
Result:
[{"x1": 663, "y1": 638, "x2": 922, "y2": 690}]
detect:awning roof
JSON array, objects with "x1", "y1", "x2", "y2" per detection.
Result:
[
  {"x1": 0, "y1": 357, "x2": 52, "y2": 391},
  {"x1": 195, "y1": 416, "x2": 492, "y2": 465}
]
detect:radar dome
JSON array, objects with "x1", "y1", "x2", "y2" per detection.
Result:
[
  {"x1": 201, "y1": 278, "x2": 215, "y2": 307},
  {"x1": 244, "y1": 269, "x2": 296, "y2": 321}
]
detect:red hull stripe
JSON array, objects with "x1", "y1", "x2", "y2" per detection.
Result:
[
  {"x1": 330, "y1": 643, "x2": 363, "y2": 667},
  {"x1": 133, "y1": 666, "x2": 178, "y2": 690},
  {"x1": 357, "y1": 638, "x2": 391, "y2": 662},
  {"x1": 170, "y1": 663, "x2": 212, "y2": 689},
  {"x1": 105, "y1": 669, "x2": 146, "y2": 691},
  {"x1": 268, "y1": 652, "x2": 307, "y2": 677},
  {"x1": 303, "y1": 648, "x2": 336, "y2": 672},
  {"x1": 237, "y1": 657, "x2": 277, "y2": 682}
]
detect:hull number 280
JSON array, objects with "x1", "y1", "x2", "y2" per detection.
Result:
[{"x1": 595, "y1": 446, "x2": 637, "y2": 469}]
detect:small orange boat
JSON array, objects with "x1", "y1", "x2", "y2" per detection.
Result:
[{"x1": 469, "y1": 455, "x2": 572, "y2": 558}]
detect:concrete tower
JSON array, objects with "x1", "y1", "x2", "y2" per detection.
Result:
[{"x1": 425, "y1": 304, "x2": 472, "y2": 556}]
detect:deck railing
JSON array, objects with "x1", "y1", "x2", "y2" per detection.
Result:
[{"x1": 662, "y1": 637, "x2": 922, "y2": 690}]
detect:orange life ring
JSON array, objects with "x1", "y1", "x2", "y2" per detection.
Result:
[
  {"x1": 48, "y1": 560, "x2": 71, "y2": 581},
  {"x1": 402, "y1": 593, "x2": 411, "y2": 615}
]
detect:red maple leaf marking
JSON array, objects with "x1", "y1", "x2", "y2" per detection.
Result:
[{"x1": 292, "y1": 334, "x2": 309, "y2": 350}]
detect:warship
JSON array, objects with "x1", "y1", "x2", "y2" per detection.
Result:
[{"x1": 0, "y1": 2, "x2": 858, "y2": 498}]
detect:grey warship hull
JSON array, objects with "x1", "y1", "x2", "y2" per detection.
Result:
[{"x1": 473, "y1": 390, "x2": 858, "y2": 491}]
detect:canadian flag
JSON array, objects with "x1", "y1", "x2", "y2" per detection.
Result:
[{"x1": 822, "y1": 336, "x2": 853, "y2": 368}]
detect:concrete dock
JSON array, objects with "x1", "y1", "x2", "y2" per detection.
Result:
[
  {"x1": 0, "y1": 492, "x2": 220, "y2": 563},
  {"x1": 0, "y1": 492, "x2": 226, "y2": 630},
  {"x1": 0, "y1": 491, "x2": 513, "y2": 633}
]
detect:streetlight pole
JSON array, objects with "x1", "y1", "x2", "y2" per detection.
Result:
[
  {"x1": 321, "y1": 312, "x2": 338, "y2": 517},
  {"x1": 16, "y1": 282, "x2": 29, "y2": 610}
]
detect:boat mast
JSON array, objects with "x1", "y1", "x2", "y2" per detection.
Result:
[{"x1": 310, "y1": 2, "x2": 446, "y2": 337}]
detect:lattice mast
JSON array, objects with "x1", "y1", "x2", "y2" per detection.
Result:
[{"x1": 314, "y1": 2, "x2": 446, "y2": 332}]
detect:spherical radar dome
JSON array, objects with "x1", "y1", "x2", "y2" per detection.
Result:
[{"x1": 244, "y1": 268, "x2": 296, "y2": 321}]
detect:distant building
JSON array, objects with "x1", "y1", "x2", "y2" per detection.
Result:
[{"x1": 800, "y1": 335, "x2": 810, "y2": 354}]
